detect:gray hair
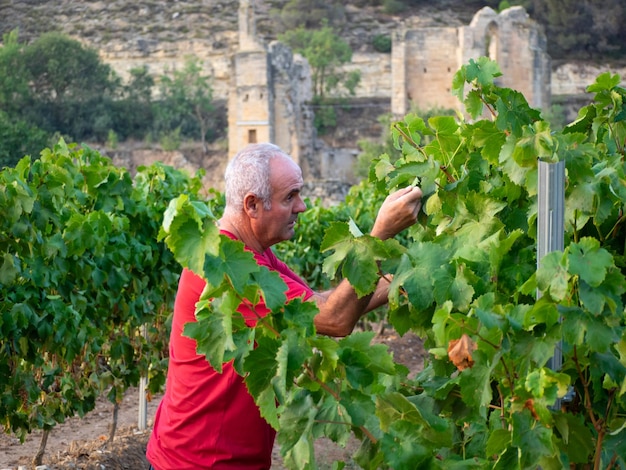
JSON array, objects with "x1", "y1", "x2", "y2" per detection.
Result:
[{"x1": 224, "y1": 142, "x2": 289, "y2": 211}]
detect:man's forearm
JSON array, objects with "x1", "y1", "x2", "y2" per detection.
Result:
[{"x1": 312, "y1": 279, "x2": 374, "y2": 337}]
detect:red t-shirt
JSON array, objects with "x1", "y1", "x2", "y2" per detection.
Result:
[{"x1": 146, "y1": 231, "x2": 313, "y2": 470}]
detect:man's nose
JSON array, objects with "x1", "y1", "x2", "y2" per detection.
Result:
[{"x1": 295, "y1": 196, "x2": 307, "y2": 213}]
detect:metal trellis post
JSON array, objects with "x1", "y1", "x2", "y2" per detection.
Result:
[{"x1": 536, "y1": 160, "x2": 567, "y2": 408}]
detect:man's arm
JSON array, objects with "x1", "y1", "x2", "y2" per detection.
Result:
[{"x1": 311, "y1": 186, "x2": 422, "y2": 337}]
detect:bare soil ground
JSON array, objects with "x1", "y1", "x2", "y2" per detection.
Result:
[{"x1": 0, "y1": 327, "x2": 425, "y2": 470}]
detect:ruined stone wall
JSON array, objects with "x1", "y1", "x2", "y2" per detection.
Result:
[
  {"x1": 226, "y1": 39, "x2": 317, "y2": 179},
  {"x1": 100, "y1": 38, "x2": 235, "y2": 100},
  {"x1": 266, "y1": 41, "x2": 315, "y2": 176},
  {"x1": 392, "y1": 6, "x2": 551, "y2": 116},
  {"x1": 459, "y1": 6, "x2": 550, "y2": 110},
  {"x1": 395, "y1": 27, "x2": 459, "y2": 115}
]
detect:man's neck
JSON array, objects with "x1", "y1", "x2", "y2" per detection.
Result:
[{"x1": 218, "y1": 213, "x2": 265, "y2": 254}]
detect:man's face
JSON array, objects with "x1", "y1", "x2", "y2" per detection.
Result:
[{"x1": 254, "y1": 155, "x2": 307, "y2": 249}]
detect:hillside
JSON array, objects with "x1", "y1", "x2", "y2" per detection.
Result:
[
  {"x1": 0, "y1": 0, "x2": 481, "y2": 50},
  {"x1": 2, "y1": 0, "x2": 624, "y2": 188}
]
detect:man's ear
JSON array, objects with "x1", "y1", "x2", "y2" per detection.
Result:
[{"x1": 243, "y1": 193, "x2": 259, "y2": 218}]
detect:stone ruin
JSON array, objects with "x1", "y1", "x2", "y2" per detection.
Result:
[
  {"x1": 228, "y1": 2, "x2": 551, "y2": 187},
  {"x1": 391, "y1": 6, "x2": 551, "y2": 116},
  {"x1": 108, "y1": 1, "x2": 558, "y2": 203}
]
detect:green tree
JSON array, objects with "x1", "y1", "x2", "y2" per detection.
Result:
[
  {"x1": 0, "y1": 29, "x2": 31, "y2": 118},
  {"x1": 112, "y1": 65, "x2": 156, "y2": 140},
  {"x1": 279, "y1": 21, "x2": 360, "y2": 132},
  {"x1": 21, "y1": 32, "x2": 119, "y2": 140},
  {"x1": 0, "y1": 111, "x2": 49, "y2": 169},
  {"x1": 154, "y1": 56, "x2": 216, "y2": 152},
  {"x1": 0, "y1": 29, "x2": 51, "y2": 168},
  {"x1": 280, "y1": 21, "x2": 359, "y2": 101}
]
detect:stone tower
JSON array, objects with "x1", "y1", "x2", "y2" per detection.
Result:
[
  {"x1": 391, "y1": 6, "x2": 550, "y2": 116},
  {"x1": 227, "y1": 0, "x2": 315, "y2": 176},
  {"x1": 227, "y1": 0, "x2": 270, "y2": 154}
]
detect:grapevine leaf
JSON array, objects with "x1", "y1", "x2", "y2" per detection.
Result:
[
  {"x1": 565, "y1": 182, "x2": 596, "y2": 230},
  {"x1": 321, "y1": 222, "x2": 352, "y2": 276},
  {"x1": 347, "y1": 217, "x2": 364, "y2": 237},
  {"x1": 464, "y1": 90, "x2": 485, "y2": 119},
  {"x1": 431, "y1": 301, "x2": 453, "y2": 346},
  {"x1": 425, "y1": 116, "x2": 460, "y2": 160},
  {"x1": 494, "y1": 89, "x2": 540, "y2": 137},
  {"x1": 279, "y1": 298, "x2": 318, "y2": 337},
  {"x1": 432, "y1": 263, "x2": 474, "y2": 312},
  {"x1": 322, "y1": 222, "x2": 396, "y2": 296},
  {"x1": 553, "y1": 412, "x2": 594, "y2": 464},
  {"x1": 458, "y1": 362, "x2": 493, "y2": 408},
  {"x1": 499, "y1": 134, "x2": 531, "y2": 186},
  {"x1": 377, "y1": 392, "x2": 432, "y2": 433},
  {"x1": 388, "y1": 304, "x2": 412, "y2": 336},
  {"x1": 567, "y1": 237, "x2": 613, "y2": 287},
  {"x1": 511, "y1": 412, "x2": 556, "y2": 467},
  {"x1": 398, "y1": 269, "x2": 434, "y2": 312},
  {"x1": 340, "y1": 389, "x2": 379, "y2": 437},
  {"x1": 473, "y1": 293, "x2": 505, "y2": 331},
  {"x1": 589, "y1": 353, "x2": 626, "y2": 393},
  {"x1": 486, "y1": 428, "x2": 512, "y2": 459},
  {"x1": 423, "y1": 192, "x2": 442, "y2": 215},
  {"x1": 603, "y1": 430, "x2": 626, "y2": 469},
  {"x1": 373, "y1": 155, "x2": 395, "y2": 183},
  {"x1": 0, "y1": 253, "x2": 19, "y2": 285},
  {"x1": 252, "y1": 267, "x2": 288, "y2": 312},
  {"x1": 451, "y1": 68, "x2": 466, "y2": 101},
  {"x1": 616, "y1": 337, "x2": 626, "y2": 368},
  {"x1": 184, "y1": 290, "x2": 249, "y2": 372},
  {"x1": 447, "y1": 334, "x2": 477, "y2": 371},
  {"x1": 380, "y1": 431, "x2": 434, "y2": 468},
  {"x1": 391, "y1": 113, "x2": 426, "y2": 153},
  {"x1": 561, "y1": 134, "x2": 596, "y2": 182},
  {"x1": 278, "y1": 393, "x2": 317, "y2": 468},
  {"x1": 387, "y1": 159, "x2": 440, "y2": 193},
  {"x1": 392, "y1": 242, "x2": 448, "y2": 312},
  {"x1": 339, "y1": 332, "x2": 397, "y2": 389},
  {"x1": 257, "y1": 386, "x2": 281, "y2": 431},
  {"x1": 525, "y1": 368, "x2": 550, "y2": 398},
  {"x1": 245, "y1": 335, "x2": 281, "y2": 397},
  {"x1": 309, "y1": 335, "x2": 340, "y2": 375},
  {"x1": 587, "y1": 72, "x2": 622, "y2": 93},
  {"x1": 464, "y1": 57, "x2": 502, "y2": 87},
  {"x1": 494, "y1": 447, "x2": 522, "y2": 469},
  {"x1": 470, "y1": 120, "x2": 506, "y2": 163},
  {"x1": 523, "y1": 297, "x2": 560, "y2": 330},
  {"x1": 342, "y1": 244, "x2": 379, "y2": 297},
  {"x1": 510, "y1": 132, "x2": 540, "y2": 168},
  {"x1": 584, "y1": 318, "x2": 618, "y2": 353},
  {"x1": 272, "y1": 330, "x2": 311, "y2": 404},
  {"x1": 536, "y1": 251, "x2": 569, "y2": 301},
  {"x1": 204, "y1": 236, "x2": 262, "y2": 293},
  {"x1": 578, "y1": 280, "x2": 609, "y2": 315},
  {"x1": 315, "y1": 397, "x2": 352, "y2": 446},
  {"x1": 160, "y1": 195, "x2": 220, "y2": 274}
]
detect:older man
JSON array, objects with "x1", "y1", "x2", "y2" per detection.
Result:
[{"x1": 146, "y1": 142, "x2": 423, "y2": 469}]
